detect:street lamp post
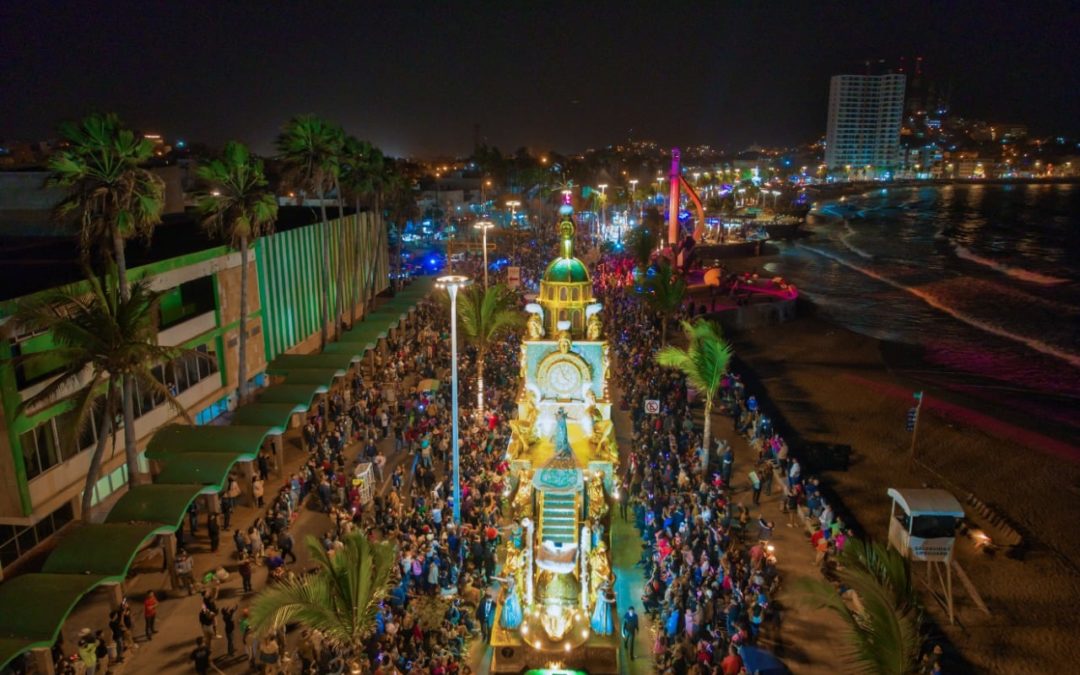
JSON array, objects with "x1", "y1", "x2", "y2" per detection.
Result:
[
  {"x1": 473, "y1": 220, "x2": 494, "y2": 287},
  {"x1": 597, "y1": 184, "x2": 607, "y2": 242},
  {"x1": 629, "y1": 179, "x2": 639, "y2": 223},
  {"x1": 436, "y1": 274, "x2": 471, "y2": 525}
]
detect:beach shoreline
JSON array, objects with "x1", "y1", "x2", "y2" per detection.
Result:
[{"x1": 729, "y1": 307, "x2": 1080, "y2": 674}]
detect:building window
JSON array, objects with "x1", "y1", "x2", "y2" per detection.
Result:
[
  {"x1": 0, "y1": 502, "x2": 74, "y2": 569},
  {"x1": 18, "y1": 342, "x2": 219, "y2": 481},
  {"x1": 158, "y1": 275, "x2": 216, "y2": 330}
]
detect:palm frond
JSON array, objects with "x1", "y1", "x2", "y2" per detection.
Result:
[{"x1": 249, "y1": 531, "x2": 398, "y2": 649}]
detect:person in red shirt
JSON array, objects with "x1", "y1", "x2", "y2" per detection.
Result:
[
  {"x1": 721, "y1": 645, "x2": 743, "y2": 675},
  {"x1": 143, "y1": 591, "x2": 158, "y2": 641}
]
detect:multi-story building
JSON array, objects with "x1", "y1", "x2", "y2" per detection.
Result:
[
  {"x1": 0, "y1": 206, "x2": 389, "y2": 575},
  {"x1": 824, "y1": 73, "x2": 906, "y2": 177}
]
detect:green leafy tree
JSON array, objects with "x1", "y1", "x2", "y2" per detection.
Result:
[
  {"x1": 9, "y1": 275, "x2": 186, "y2": 517},
  {"x1": 656, "y1": 319, "x2": 733, "y2": 471},
  {"x1": 626, "y1": 223, "x2": 657, "y2": 271},
  {"x1": 797, "y1": 538, "x2": 924, "y2": 674},
  {"x1": 277, "y1": 115, "x2": 342, "y2": 347},
  {"x1": 196, "y1": 141, "x2": 278, "y2": 402},
  {"x1": 643, "y1": 261, "x2": 686, "y2": 345},
  {"x1": 47, "y1": 113, "x2": 166, "y2": 488},
  {"x1": 451, "y1": 283, "x2": 524, "y2": 414},
  {"x1": 250, "y1": 533, "x2": 396, "y2": 661},
  {"x1": 341, "y1": 137, "x2": 377, "y2": 323}
]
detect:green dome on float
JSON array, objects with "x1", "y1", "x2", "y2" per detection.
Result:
[
  {"x1": 538, "y1": 215, "x2": 595, "y2": 337},
  {"x1": 543, "y1": 257, "x2": 590, "y2": 283}
]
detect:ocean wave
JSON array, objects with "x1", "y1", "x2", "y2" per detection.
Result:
[
  {"x1": 954, "y1": 245, "x2": 1069, "y2": 286},
  {"x1": 839, "y1": 222, "x2": 874, "y2": 260},
  {"x1": 798, "y1": 243, "x2": 1080, "y2": 368}
]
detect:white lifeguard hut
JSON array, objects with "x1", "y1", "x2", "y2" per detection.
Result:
[{"x1": 886, "y1": 488, "x2": 964, "y2": 623}]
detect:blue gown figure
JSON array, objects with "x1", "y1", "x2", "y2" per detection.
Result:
[
  {"x1": 500, "y1": 578, "x2": 523, "y2": 630},
  {"x1": 591, "y1": 582, "x2": 615, "y2": 635},
  {"x1": 554, "y1": 407, "x2": 572, "y2": 458}
]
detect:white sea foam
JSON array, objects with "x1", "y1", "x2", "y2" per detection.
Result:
[
  {"x1": 798, "y1": 244, "x2": 1080, "y2": 368},
  {"x1": 839, "y1": 221, "x2": 874, "y2": 260},
  {"x1": 953, "y1": 245, "x2": 1069, "y2": 286}
]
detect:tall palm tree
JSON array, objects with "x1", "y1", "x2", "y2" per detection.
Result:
[
  {"x1": 9, "y1": 274, "x2": 186, "y2": 518},
  {"x1": 656, "y1": 319, "x2": 733, "y2": 472},
  {"x1": 48, "y1": 113, "x2": 166, "y2": 488},
  {"x1": 277, "y1": 115, "x2": 341, "y2": 347},
  {"x1": 797, "y1": 538, "x2": 924, "y2": 674},
  {"x1": 383, "y1": 168, "x2": 416, "y2": 287},
  {"x1": 250, "y1": 533, "x2": 396, "y2": 661},
  {"x1": 195, "y1": 141, "x2": 278, "y2": 403},
  {"x1": 341, "y1": 137, "x2": 388, "y2": 322},
  {"x1": 453, "y1": 283, "x2": 523, "y2": 414},
  {"x1": 327, "y1": 124, "x2": 349, "y2": 330},
  {"x1": 643, "y1": 261, "x2": 686, "y2": 345}
]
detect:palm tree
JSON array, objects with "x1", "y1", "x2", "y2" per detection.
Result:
[
  {"x1": 250, "y1": 533, "x2": 396, "y2": 661},
  {"x1": 277, "y1": 115, "x2": 342, "y2": 347},
  {"x1": 643, "y1": 261, "x2": 686, "y2": 345},
  {"x1": 195, "y1": 142, "x2": 278, "y2": 403},
  {"x1": 383, "y1": 168, "x2": 417, "y2": 287},
  {"x1": 341, "y1": 138, "x2": 391, "y2": 322},
  {"x1": 797, "y1": 538, "x2": 924, "y2": 674},
  {"x1": 656, "y1": 319, "x2": 733, "y2": 472},
  {"x1": 453, "y1": 283, "x2": 524, "y2": 414},
  {"x1": 48, "y1": 113, "x2": 166, "y2": 488},
  {"x1": 9, "y1": 274, "x2": 186, "y2": 518},
  {"x1": 626, "y1": 223, "x2": 657, "y2": 276}
]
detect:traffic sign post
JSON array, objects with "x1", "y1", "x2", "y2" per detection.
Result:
[{"x1": 908, "y1": 391, "x2": 924, "y2": 465}]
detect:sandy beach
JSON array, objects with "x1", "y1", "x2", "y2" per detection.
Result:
[{"x1": 729, "y1": 309, "x2": 1080, "y2": 674}]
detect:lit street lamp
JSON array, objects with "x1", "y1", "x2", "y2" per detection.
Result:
[
  {"x1": 505, "y1": 199, "x2": 520, "y2": 227},
  {"x1": 597, "y1": 184, "x2": 607, "y2": 241},
  {"x1": 436, "y1": 274, "x2": 471, "y2": 525},
  {"x1": 473, "y1": 220, "x2": 494, "y2": 287},
  {"x1": 629, "y1": 179, "x2": 640, "y2": 223}
]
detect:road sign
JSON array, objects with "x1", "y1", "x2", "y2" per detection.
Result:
[
  {"x1": 905, "y1": 407, "x2": 918, "y2": 432},
  {"x1": 644, "y1": 399, "x2": 660, "y2": 414},
  {"x1": 506, "y1": 266, "x2": 521, "y2": 288}
]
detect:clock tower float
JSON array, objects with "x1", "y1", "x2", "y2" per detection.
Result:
[{"x1": 491, "y1": 193, "x2": 620, "y2": 673}]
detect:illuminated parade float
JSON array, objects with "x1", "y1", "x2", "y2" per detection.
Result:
[{"x1": 491, "y1": 203, "x2": 620, "y2": 674}]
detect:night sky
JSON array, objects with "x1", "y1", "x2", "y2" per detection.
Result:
[{"x1": 3, "y1": 1, "x2": 1077, "y2": 157}]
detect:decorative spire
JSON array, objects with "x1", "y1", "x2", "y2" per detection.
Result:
[{"x1": 559, "y1": 218, "x2": 575, "y2": 259}]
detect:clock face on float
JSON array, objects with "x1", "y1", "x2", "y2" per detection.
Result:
[{"x1": 547, "y1": 361, "x2": 582, "y2": 397}]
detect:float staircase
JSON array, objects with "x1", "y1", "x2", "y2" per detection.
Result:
[{"x1": 540, "y1": 492, "x2": 578, "y2": 545}]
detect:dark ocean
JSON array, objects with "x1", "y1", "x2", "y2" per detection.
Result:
[{"x1": 766, "y1": 183, "x2": 1080, "y2": 439}]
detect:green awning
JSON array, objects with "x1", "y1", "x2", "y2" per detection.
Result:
[
  {"x1": 146, "y1": 424, "x2": 276, "y2": 461},
  {"x1": 321, "y1": 341, "x2": 371, "y2": 359},
  {"x1": 104, "y1": 484, "x2": 204, "y2": 528},
  {"x1": 266, "y1": 352, "x2": 359, "y2": 375},
  {"x1": 0, "y1": 639, "x2": 35, "y2": 673},
  {"x1": 231, "y1": 402, "x2": 302, "y2": 430},
  {"x1": 42, "y1": 523, "x2": 166, "y2": 578},
  {"x1": 338, "y1": 323, "x2": 387, "y2": 343},
  {"x1": 282, "y1": 367, "x2": 344, "y2": 388},
  {"x1": 154, "y1": 452, "x2": 241, "y2": 491},
  {"x1": 0, "y1": 573, "x2": 107, "y2": 645},
  {"x1": 255, "y1": 383, "x2": 325, "y2": 408}
]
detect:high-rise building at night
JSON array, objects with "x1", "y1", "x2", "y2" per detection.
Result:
[{"x1": 824, "y1": 73, "x2": 906, "y2": 175}]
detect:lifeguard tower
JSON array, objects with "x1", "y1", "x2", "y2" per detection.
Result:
[
  {"x1": 490, "y1": 199, "x2": 619, "y2": 674},
  {"x1": 886, "y1": 488, "x2": 964, "y2": 623}
]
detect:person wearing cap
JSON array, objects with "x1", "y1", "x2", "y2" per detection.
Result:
[{"x1": 77, "y1": 629, "x2": 98, "y2": 675}]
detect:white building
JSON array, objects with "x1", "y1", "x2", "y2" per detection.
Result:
[{"x1": 824, "y1": 74, "x2": 906, "y2": 177}]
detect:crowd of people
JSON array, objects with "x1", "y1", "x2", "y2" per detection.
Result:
[
  {"x1": 36, "y1": 223, "x2": 893, "y2": 675},
  {"x1": 597, "y1": 255, "x2": 853, "y2": 674}
]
